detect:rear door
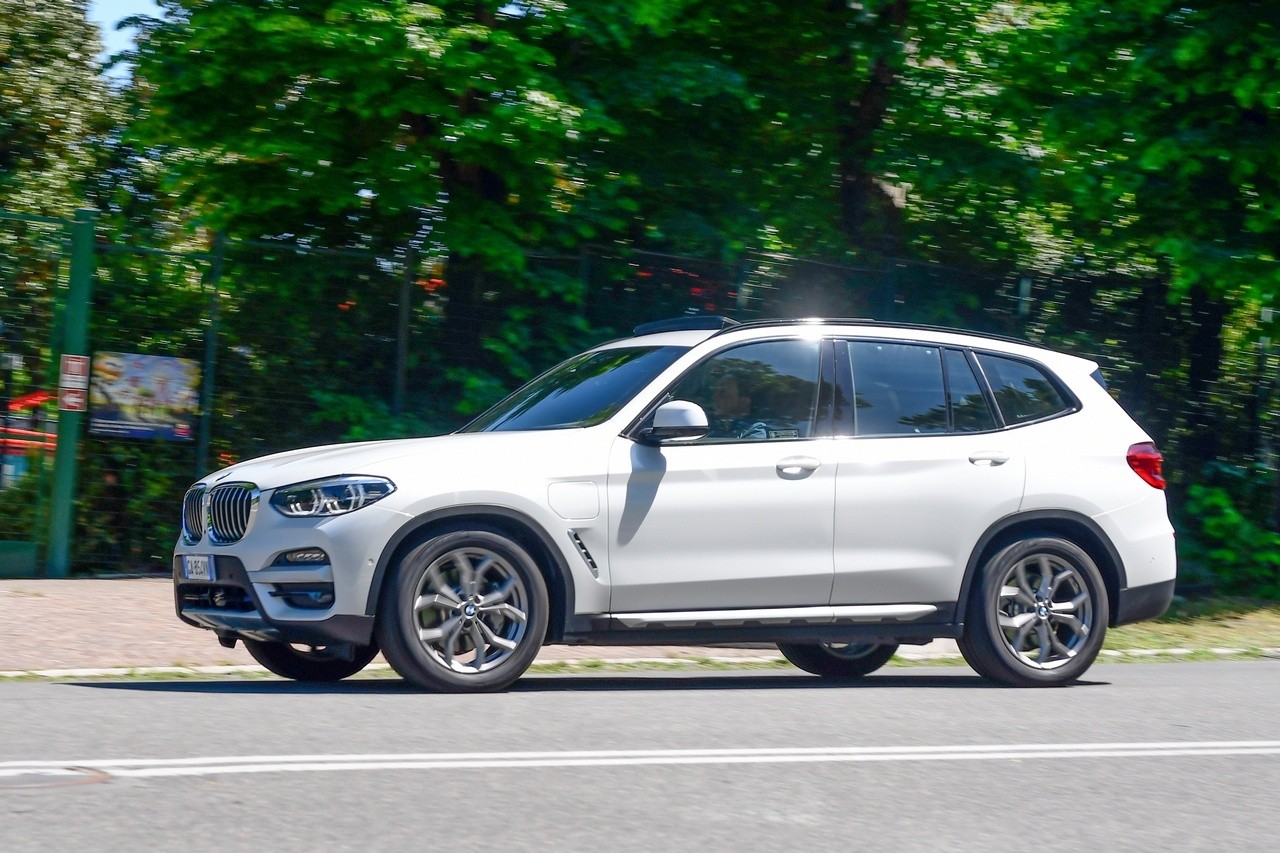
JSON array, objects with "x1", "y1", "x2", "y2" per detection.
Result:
[{"x1": 829, "y1": 341, "x2": 1026, "y2": 608}]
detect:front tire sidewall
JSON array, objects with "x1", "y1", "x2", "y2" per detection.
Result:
[
  {"x1": 377, "y1": 529, "x2": 549, "y2": 693},
  {"x1": 961, "y1": 537, "x2": 1108, "y2": 687}
]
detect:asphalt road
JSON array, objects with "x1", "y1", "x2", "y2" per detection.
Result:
[{"x1": 3, "y1": 661, "x2": 1278, "y2": 851}]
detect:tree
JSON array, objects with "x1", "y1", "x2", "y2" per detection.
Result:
[
  {"x1": 0, "y1": 0, "x2": 113, "y2": 362},
  {"x1": 129, "y1": 0, "x2": 599, "y2": 370}
]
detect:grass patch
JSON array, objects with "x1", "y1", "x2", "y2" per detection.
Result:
[{"x1": 1106, "y1": 596, "x2": 1280, "y2": 650}]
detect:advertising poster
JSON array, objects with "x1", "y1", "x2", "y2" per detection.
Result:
[{"x1": 89, "y1": 352, "x2": 201, "y2": 440}]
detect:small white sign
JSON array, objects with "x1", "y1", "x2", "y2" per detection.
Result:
[{"x1": 59, "y1": 354, "x2": 90, "y2": 390}]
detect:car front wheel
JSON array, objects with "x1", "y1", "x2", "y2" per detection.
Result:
[
  {"x1": 376, "y1": 528, "x2": 549, "y2": 693},
  {"x1": 958, "y1": 536, "x2": 1109, "y2": 687},
  {"x1": 777, "y1": 641, "x2": 899, "y2": 677},
  {"x1": 242, "y1": 638, "x2": 379, "y2": 682}
]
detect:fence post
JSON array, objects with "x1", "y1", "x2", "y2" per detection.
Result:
[
  {"x1": 45, "y1": 209, "x2": 96, "y2": 578},
  {"x1": 195, "y1": 232, "x2": 225, "y2": 479},
  {"x1": 393, "y1": 246, "x2": 415, "y2": 416}
]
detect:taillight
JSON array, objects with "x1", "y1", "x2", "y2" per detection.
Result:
[{"x1": 1127, "y1": 442, "x2": 1165, "y2": 490}]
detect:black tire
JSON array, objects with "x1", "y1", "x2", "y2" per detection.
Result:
[
  {"x1": 376, "y1": 528, "x2": 549, "y2": 693},
  {"x1": 958, "y1": 536, "x2": 1109, "y2": 687},
  {"x1": 777, "y1": 641, "x2": 899, "y2": 677},
  {"x1": 242, "y1": 638, "x2": 379, "y2": 682}
]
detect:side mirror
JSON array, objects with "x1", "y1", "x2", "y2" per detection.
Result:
[{"x1": 641, "y1": 400, "x2": 709, "y2": 445}]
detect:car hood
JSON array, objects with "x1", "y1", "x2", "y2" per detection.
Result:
[{"x1": 198, "y1": 430, "x2": 599, "y2": 492}]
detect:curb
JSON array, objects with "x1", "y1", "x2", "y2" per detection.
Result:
[{"x1": 3, "y1": 647, "x2": 1277, "y2": 681}]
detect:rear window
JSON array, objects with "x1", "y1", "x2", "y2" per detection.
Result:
[
  {"x1": 975, "y1": 353, "x2": 1072, "y2": 425},
  {"x1": 848, "y1": 341, "x2": 947, "y2": 436}
]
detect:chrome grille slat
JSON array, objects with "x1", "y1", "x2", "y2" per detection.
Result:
[
  {"x1": 205, "y1": 482, "x2": 258, "y2": 544},
  {"x1": 182, "y1": 486, "x2": 207, "y2": 543}
]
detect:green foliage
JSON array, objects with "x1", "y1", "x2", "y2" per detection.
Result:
[
  {"x1": 1182, "y1": 483, "x2": 1280, "y2": 599},
  {"x1": 309, "y1": 391, "x2": 443, "y2": 441},
  {"x1": 0, "y1": 463, "x2": 45, "y2": 541}
]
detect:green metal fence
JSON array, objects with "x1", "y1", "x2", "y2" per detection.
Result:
[{"x1": 1, "y1": 206, "x2": 1024, "y2": 577}]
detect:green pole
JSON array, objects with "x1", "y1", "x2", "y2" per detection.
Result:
[
  {"x1": 45, "y1": 209, "x2": 96, "y2": 578},
  {"x1": 195, "y1": 232, "x2": 225, "y2": 478}
]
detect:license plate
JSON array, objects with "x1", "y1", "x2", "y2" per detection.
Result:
[{"x1": 183, "y1": 555, "x2": 214, "y2": 582}]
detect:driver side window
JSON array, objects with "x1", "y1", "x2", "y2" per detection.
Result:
[{"x1": 667, "y1": 339, "x2": 822, "y2": 443}]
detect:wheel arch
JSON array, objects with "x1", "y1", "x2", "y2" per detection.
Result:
[
  {"x1": 365, "y1": 505, "x2": 576, "y2": 644},
  {"x1": 955, "y1": 510, "x2": 1127, "y2": 628}
]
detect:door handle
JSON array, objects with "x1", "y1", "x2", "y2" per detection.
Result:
[
  {"x1": 777, "y1": 456, "x2": 821, "y2": 478},
  {"x1": 968, "y1": 451, "x2": 1010, "y2": 467}
]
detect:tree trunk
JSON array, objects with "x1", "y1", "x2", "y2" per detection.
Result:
[{"x1": 833, "y1": 0, "x2": 909, "y2": 258}]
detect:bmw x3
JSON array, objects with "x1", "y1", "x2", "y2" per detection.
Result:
[{"x1": 174, "y1": 317, "x2": 1176, "y2": 689}]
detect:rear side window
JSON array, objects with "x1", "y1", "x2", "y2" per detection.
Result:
[
  {"x1": 975, "y1": 353, "x2": 1072, "y2": 425},
  {"x1": 848, "y1": 342, "x2": 947, "y2": 435}
]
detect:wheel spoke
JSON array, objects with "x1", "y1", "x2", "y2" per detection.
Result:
[
  {"x1": 1036, "y1": 556, "x2": 1054, "y2": 599},
  {"x1": 1035, "y1": 622, "x2": 1053, "y2": 662},
  {"x1": 1049, "y1": 630, "x2": 1076, "y2": 659},
  {"x1": 419, "y1": 614, "x2": 462, "y2": 643},
  {"x1": 469, "y1": 623, "x2": 487, "y2": 670},
  {"x1": 1050, "y1": 613, "x2": 1089, "y2": 638},
  {"x1": 479, "y1": 602, "x2": 527, "y2": 623},
  {"x1": 1048, "y1": 565, "x2": 1077, "y2": 598},
  {"x1": 414, "y1": 593, "x2": 458, "y2": 615},
  {"x1": 478, "y1": 620, "x2": 518, "y2": 652},
  {"x1": 425, "y1": 565, "x2": 461, "y2": 604},
  {"x1": 999, "y1": 611, "x2": 1037, "y2": 631},
  {"x1": 1013, "y1": 619, "x2": 1036, "y2": 651},
  {"x1": 441, "y1": 617, "x2": 465, "y2": 669},
  {"x1": 1001, "y1": 584, "x2": 1035, "y2": 608},
  {"x1": 470, "y1": 555, "x2": 495, "y2": 595},
  {"x1": 452, "y1": 553, "x2": 476, "y2": 600},
  {"x1": 479, "y1": 576, "x2": 517, "y2": 607},
  {"x1": 1015, "y1": 562, "x2": 1036, "y2": 600}
]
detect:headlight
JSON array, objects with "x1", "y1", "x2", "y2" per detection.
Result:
[{"x1": 269, "y1": 476, "x2": 396, "y2": 518}]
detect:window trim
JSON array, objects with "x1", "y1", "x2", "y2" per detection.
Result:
[{"x1": 832, "y1": 337, "x2": 1079, "y2": 439}]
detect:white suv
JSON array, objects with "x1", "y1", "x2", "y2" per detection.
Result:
[{"x1": 174, "y1": 318, "x2": 1176, "y2": 689}]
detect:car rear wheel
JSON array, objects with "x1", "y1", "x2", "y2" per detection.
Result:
[
  {"x1": 958, "y1": 536, "x2": 1108, "y2": 687},
  {"x1": 377, "y1": 528, "x2": 549, "y2": 693},
  {"x1": 777, "y1": 641, "x2": 899, "y2": 677},
  {"x1": 242, "y1": 638, "x2": 379, "y2": 682}
]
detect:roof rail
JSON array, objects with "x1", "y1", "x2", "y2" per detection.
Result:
[
  {"x1": 632, "y1": 315, "x2": 740, "y2": 335},
  {"x1": 709, "y1": 317, "x2": 1042, "y2": 349}
]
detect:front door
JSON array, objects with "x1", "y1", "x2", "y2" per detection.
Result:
[{"x1": 606, "y1": 338, "x2": 837, "y2": 613}]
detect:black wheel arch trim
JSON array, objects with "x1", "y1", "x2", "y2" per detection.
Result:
[
  {"x1": 364, "y1": 504, "x2": 576, "y2": 644},
  {"x1": 955, "y1": 510, "x2": 1129, "y2": 627}
]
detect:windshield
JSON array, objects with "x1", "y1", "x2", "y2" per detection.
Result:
[{"x1": 460, "y1": 346, "x2": 689, "y2": 432}]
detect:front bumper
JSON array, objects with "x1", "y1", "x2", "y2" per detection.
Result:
[{"x1": 173, "y1": 555, "x2": 374, "y2": 647}]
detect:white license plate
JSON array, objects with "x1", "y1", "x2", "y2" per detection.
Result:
[{"x1": 183, "y1": 555, "x2": 214, "y2": 582}]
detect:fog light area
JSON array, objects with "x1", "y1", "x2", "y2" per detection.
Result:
[
  {"x1": 270, "y1": 583, "x2": 336, "y2": 609},
  {"x1": 275, "y1": 548, "x2": 330, "y2": 565}
]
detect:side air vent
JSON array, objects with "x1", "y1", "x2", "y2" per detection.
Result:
[{"x1": 568, "y1": 531, "x2": 599, "y2": 578}]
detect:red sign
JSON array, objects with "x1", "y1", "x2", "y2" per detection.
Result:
[{"x1": 59, "y1": 387, "x2": 88, "y2": 412}]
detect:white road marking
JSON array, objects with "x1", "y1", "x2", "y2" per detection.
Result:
[{"x1": 2, "y1": 741, "x2": 1278, "y2": 779}]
